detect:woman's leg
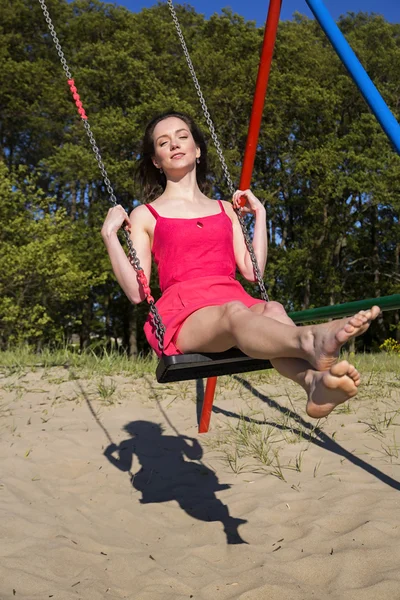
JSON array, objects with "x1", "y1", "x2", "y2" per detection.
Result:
[
  {"x1": 176, "y1": 301, "x2": 380, "y2": 417},
  {"x1": 176, "y1": 301, "x2": 379, "y2": 371},
  {"x1": 249, "y1": 302, "x2": 362, "y2": 417}
]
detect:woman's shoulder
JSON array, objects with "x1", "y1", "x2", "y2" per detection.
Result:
[
  {"x1": 220, "y1": 199, "x2": 233, "y2": 209},
  {"x1": 220, "y1": 199, "x2": 235, "y2": 218},
  {"x1": 142, "y1": 195, "x2": 170, "y2": 215},
  {"x1": 129, "y1": 202, "x2": 153, "y2": 216},
  {"x1": 128, "y1": 203, "x2": 156, "y2": 229}
]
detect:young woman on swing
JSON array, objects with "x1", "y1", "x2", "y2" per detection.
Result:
[{"x1": 101, "y1": 111, "x2": 380, "y2": 418}]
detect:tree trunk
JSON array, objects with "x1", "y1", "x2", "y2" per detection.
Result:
[
  {"x1": 394, "y1": 311, "x2": 400, "y2": 343},
  {"x1": 80, "y1": 298, "x2": 92, "y2": 351},
  {"x1": 348, "y1": 338, "x2": 356, "y2": 353},
  {"x1": 329, "y1": 235, "x2": 345, "y2": 307},
  {"x1": 71, "y1": 181, "x2": 77, "y2": 221},
  {"x1": 128, "y1": 304, "x2": 138, "y2": 358},
  {"x1": 303, "y1": 276, "x2": 311, "y2": 309}
]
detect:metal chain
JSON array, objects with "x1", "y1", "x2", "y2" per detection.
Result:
[
  {"x1": 38, "y1": 0, "x2": 72, "y2": 80},
  {"x1": 37, "y1": 0, "x2": 166, "y2": 350},
  {"x1": 167, "y1": 0, "x2": 269, "y2": 301},
  {"x1": 82, "y1": 120, "x2": 118, "y2": 206},
  {"x1": 167, "y1": 0, "x2": 235, "y2": 195},
  {"x1": 236, "y1": 213, "x2": 269, "y2": 301}
]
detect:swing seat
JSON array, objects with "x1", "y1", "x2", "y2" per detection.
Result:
[{"x1": 156, "y1": 349, "x2": 272, "y2": 383}]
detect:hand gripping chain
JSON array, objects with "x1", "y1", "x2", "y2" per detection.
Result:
[
  {"x1": 167, "y1": 0, "x2": 269, "y2": 302},
  {"x1": 38, "y1": 0, "x2": 166, "y2": 350}
]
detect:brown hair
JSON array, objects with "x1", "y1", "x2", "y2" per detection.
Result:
[{"x1": 136, "y1": 111, "x2": 208, "y2": 202}]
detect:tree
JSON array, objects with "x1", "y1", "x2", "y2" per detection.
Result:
[
  {"x1": 0, "y1": 163, "x2": 104, "y2": 347},
  {"x1": 0, "y1": 1, "x2": 398, "y2": 352}
]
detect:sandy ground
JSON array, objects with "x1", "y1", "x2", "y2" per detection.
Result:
[{"x1": 1, "y1": 365, "x2": 400, "y2": 600}]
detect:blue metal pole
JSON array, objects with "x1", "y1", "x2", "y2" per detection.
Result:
[{"x1": 305, "y1": 0, "x2": 400, "y2": 154}]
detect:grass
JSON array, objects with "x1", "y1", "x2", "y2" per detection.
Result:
[
  {"x1": 1, "y1": 346, "x2": 399, "y2": 478},
  {"x1": 204, "y1": 352, "x2": 399, "y2": 476},
  {"x1": 205, "y1": 413, "x2": 309, "y2": 480},
  {"x1": 359, "y1": 407, "x2": 400, "y2": 436},
  {"x1": 343, "y1": 350, "x2": 400, "y2": 375},
  {"x1": 97, "y1": 377, "x2": 118, "y2": 405},
  {"x1": 377, "y1": 431, "x2": 400, "y2": 461},
  {"x1": 0, "y1": 345, "x2": 398, "y2": 378},
  {"x1": 0, "y1": 346, "x2": 158, "y2": 378}
]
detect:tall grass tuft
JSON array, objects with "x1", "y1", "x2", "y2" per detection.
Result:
[{"x1": 0, "y1": 345, "x2": 157, "y2": 378}]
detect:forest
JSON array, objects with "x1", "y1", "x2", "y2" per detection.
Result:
[{"x1": 1, "y1": 0, "x2": 399, "y2": 355}]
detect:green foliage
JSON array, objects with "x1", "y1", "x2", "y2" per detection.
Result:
[
  {"x1": 0, "y1": 0, "x2": 399, "y2": 352},
  {"x1": 0, "y1": 164, "x2": 104, "y2": 347},
  {"x1": 380, "y1": 338, "x2": 400, "y2": 354}
]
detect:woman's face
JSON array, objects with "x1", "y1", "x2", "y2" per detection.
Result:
[{"x1": 152, "y1": 116, "x2": 200, "y2": 175}]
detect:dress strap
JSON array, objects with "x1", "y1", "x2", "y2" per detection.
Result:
[
  {"x1": 145, "y1": 204, "x2": 159, "y2": 220},
  {"x1": 217, "y1": 200, "x2": 225, "y2": 213}
]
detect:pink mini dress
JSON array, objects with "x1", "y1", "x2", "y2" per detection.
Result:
[{"x1": 143, "y1": 200, "x2": 266, "y2": 357}]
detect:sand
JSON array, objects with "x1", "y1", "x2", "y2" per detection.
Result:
[{"x1": 1, "y1": 365, "x2": 400, "y2": 600}]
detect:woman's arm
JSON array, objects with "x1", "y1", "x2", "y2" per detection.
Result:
[
  {"x1": 182, "y1": 436, "x2": 203, "y2": 460},
  {"x1": 101, "y1": 204, "x2": 152, "y2": 304},
  {"x1": 223, "y1": 190, "x2": 267, "y2": 282},
  {"x1": 103, "y1": 442, "x2": 133, "y2": 472}
]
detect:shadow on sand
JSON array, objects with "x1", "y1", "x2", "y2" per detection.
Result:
[{"x1": 104, "y1": 420, "x2": 248, "y2": 544}]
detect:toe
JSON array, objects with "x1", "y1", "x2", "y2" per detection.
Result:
[
  {"x1": 347, "y1": 315, "x2": 365, "y2": 329},
  {"x1": 372, "y1": 305, "x2": 381, "y2": 319},
  {"x1": 330, "y1": 360, "x2": 349, "y2": 377},
  {"x1": 347, "y1": 364, "x2": 358, "y2": 377},
  {"x1": 351, "y1": 314, "x2": 366, "y2": 326}
]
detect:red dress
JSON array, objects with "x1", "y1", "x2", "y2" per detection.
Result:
[{"x1": 143, "y1": 200, "x2": 266, "y2": 356}]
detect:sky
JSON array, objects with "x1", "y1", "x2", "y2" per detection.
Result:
[{"x1": 111, "y1": 0, "x2": 400, "y2": 26}]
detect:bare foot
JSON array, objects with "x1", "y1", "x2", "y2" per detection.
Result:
[
  {"x1": 305, "y1": 360, "x2": 360, "y2": 418},
  {"x1": 303, "y1": 306, "x2": 380, "y2": 371}
]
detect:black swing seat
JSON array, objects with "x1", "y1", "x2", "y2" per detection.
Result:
[{"x1": 156, "y1": 349, "x2": 272, "y2": 383}]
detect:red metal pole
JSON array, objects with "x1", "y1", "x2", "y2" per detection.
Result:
[
  {"x1": 198, "y1": 376, "x2": 217, "y2": 433},
  {"x1": 198, "y1": 0, "x2": 282, "y2": 434},
  {"x1": 240, "y1": 0, "x2": 282, "y2": 189}
]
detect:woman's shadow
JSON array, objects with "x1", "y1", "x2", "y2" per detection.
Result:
[{"x1": 104, "y1": 420, "x2": 247, "y2": 544}]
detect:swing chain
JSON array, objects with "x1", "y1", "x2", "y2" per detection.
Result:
[
  {"x1": 167, "y1": 0, "x2": 269, "y2": 302},
  {"x1": 167, "y1": 1, "x2": 235, "y2": 196},
  {"x1": 123, "y1": 230, "x2": 166, "y2": 349},
  {"x1": 83, "y1": 120, "x2": 118, "y2": 206},
  {"x1": 236, "y1": 213, "x2": 269, "y2": 301},
  {"x1": 38, "y1": 0, "x2": 166, "y2": 351},
  {"x1": 38, "y1": 0, "x2": 72, "y2": 80},
  {"x1": 82, "y1": 121, "x2": 166, "y2": 349}
]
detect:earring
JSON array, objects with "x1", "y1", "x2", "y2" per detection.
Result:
[
  {"x1": 159, "y1": 168, "x2": 163, "y2": 174},
  {"x1": 196, "y1": 157, "x2": 200, "y2": 164}
]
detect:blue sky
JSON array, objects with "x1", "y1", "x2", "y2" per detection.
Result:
[{"x1": 111, "y1": 0, "x2": 399, "y2": 26}]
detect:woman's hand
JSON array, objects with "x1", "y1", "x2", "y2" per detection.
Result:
[
  {"x1": 232, "y1": 189, "x2": 265, "y2": 216},
  {"x1": 101, "y1": 205, "x2": 131, "y2": 238}
]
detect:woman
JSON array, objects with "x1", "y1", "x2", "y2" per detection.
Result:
[{"x1": 101, "y1": 111, "x2": 380, "y2": 418}]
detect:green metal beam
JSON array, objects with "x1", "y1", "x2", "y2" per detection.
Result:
[{"x1": 288, "y1": 294, "x2": 400, "y2": 323}]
